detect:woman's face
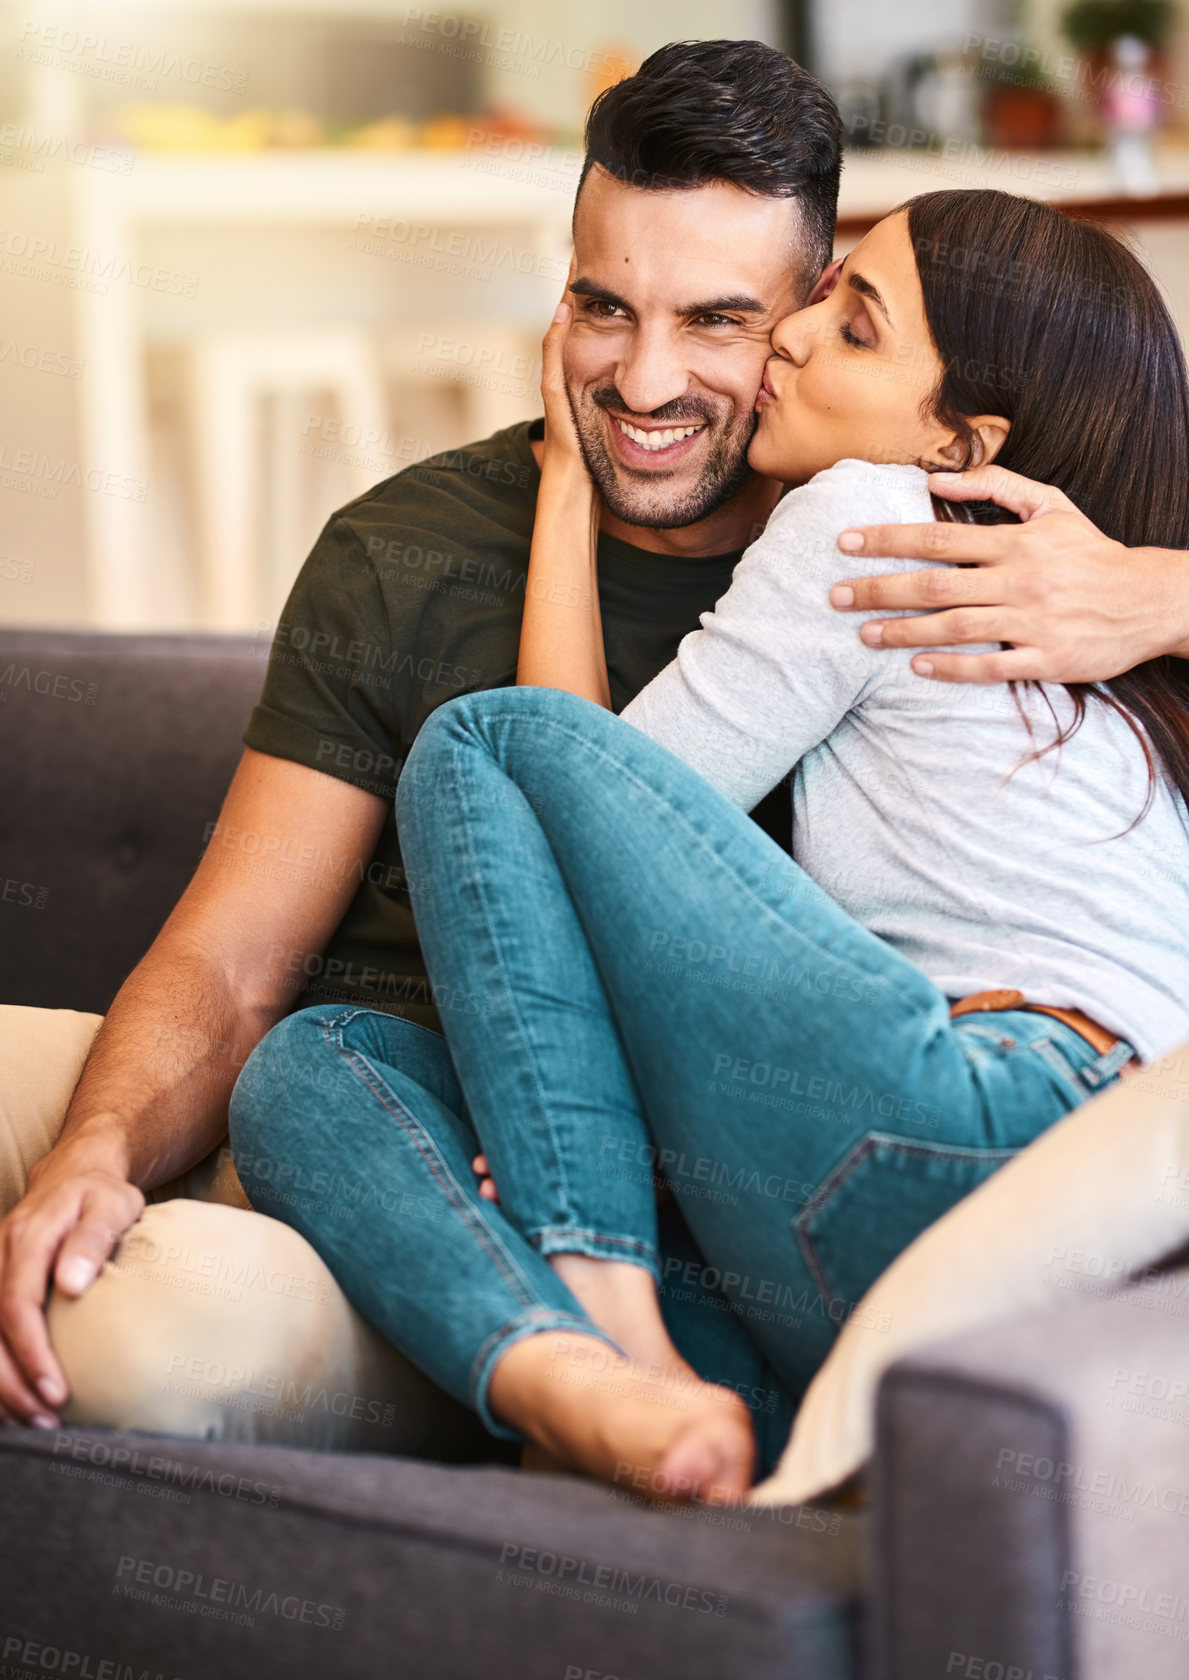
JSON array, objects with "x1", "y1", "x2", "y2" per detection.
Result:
[{"x1": 749, "y1": 210, "x2": 1001, "y2": 484}]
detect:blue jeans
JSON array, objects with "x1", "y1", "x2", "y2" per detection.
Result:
[{"x1": 230, "y1": 688, "x2": 1129, "y2": 1471}]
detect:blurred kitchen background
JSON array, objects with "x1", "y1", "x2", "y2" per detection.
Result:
[{"x1": 2, "y1": 0, "x2": 1188, "y2": 632}]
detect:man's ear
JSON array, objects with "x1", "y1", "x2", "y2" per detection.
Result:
[
  {"x1": 934, "y1": 414, "x2": 1011, "y2": 469},
  {"x1": 805, "y1": 257, "x2": 843, "y2": 307}
]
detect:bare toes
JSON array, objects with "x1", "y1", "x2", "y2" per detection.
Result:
[{"x1": 655, "y1": 1416, "x2": 754, "y2": 1505}]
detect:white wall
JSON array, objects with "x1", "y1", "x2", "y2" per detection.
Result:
[
  {"x1": 472, "y1": 0, "x2": 783, "y2": 129},
  {"x1": 811, "y1": 0, "x2": 986, "y2": 88}
]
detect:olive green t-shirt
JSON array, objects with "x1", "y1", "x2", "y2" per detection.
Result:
[{"x1": 242, "y1": 419, "x2": 790, "y2": 1030}]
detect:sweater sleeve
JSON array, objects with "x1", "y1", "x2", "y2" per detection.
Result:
[{"x1": 619, "y1": 461, "x2": 933, "y2": 809}]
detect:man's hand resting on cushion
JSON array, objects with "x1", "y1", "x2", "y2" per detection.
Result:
[
  {"x1": 829, "y1": 463, "x2": 1189, "y2": 683},
  {"x1": 0, "y1": 1146, "x2": 145, "y2": 1425}
]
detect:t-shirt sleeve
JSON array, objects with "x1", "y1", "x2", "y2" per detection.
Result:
[
  {"x1": 619, "y1": 463, "x2": 923, "y2": 809},
  {"x1": 242, "y1": 512, "x2": 404, "y2": 801}
]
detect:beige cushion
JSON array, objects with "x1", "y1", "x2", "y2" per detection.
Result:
[
  {"x1": 750, "y1": 1045, "x2": 1189, "y2": 1506},
  {"x1": 1, "y1": 1005, "x2": 478, "y2": 1453},
  {"x1": 149, "y1": 1138, "x2": 253, "y2": 1211},
  {"x1": 0, "y1": 1005, "x2": 103, "y2": 1215},
  {"x1": 0, "y1": 1001, "x2": 250, "y2": 1215},
  {"x1": 49, "y1": 1197, "x2": 456, "y2": 1452}
]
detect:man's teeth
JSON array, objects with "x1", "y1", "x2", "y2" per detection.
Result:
[{"x1": 616, "y1": 420, "x2": 703, "y2": 452}]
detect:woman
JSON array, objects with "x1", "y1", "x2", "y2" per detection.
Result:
[{"x1": 230, "y1": 190, "x2": 1189, "y2": 1504}]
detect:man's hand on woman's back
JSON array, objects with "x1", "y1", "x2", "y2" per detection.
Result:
[{"x1": 829, "y1": 463, "x2": 1189, "y2": 683}]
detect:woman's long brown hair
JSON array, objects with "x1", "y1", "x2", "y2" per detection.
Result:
[{"x1": 905, "y1": 188, "x2": 1189, "y2": 821}]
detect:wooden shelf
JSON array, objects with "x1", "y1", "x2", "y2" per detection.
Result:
[{"x1": 837, "y1": 189, "x2": 1189, "y2": 240}]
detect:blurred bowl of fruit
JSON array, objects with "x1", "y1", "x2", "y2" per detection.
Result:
[
  {"x1": 101, "y1": 102, "x2": 564, "y2": 154},
  {"x1": 106, "y1": 104, "x2": 325, "y2": 150}
]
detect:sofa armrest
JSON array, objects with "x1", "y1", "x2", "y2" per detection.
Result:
[{"x1": 867, "y1": 1262, "x2": 1189, "y2": 1680}]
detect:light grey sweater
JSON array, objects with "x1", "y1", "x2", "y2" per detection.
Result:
[{"x1": 621, "y1": 459, "x2": 1189, "y2": 1063}]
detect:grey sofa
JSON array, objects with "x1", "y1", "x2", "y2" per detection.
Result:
[{"x1": 0, "y1": 628, "x2": 1182, "y2": 1680}]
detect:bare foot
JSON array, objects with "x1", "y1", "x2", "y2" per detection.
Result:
[
  {"x1": 491, "y1": 1331, "x2": 755, "y2": 1506},
  {"x1": 548, "y1": 1253, "x2": 701, "y2": 1384}
]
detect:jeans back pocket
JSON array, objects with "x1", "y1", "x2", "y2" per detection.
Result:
[{"x1": 793, "y1": 1132, "x2": 1017, "y2": 1320}]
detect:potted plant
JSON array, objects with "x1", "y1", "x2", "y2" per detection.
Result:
[
  {"x1": 1061, "y1": 0, "x2": 1176, "y2": 119},
  {"x1": 1062, "y1": 0, "x2": 1175, "y2": 186},
  {"x1": 1061, "y1": 0, "x2": 1175, "y2": 53}
]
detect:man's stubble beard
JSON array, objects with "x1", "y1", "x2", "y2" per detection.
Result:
[{"x1": 570, "y1": 383, "x2": 759, "y2": 531}]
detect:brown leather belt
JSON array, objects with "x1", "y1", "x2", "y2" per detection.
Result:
[{"x1": 949, "y1": 987, "x2": 1135, "y2": 1066}]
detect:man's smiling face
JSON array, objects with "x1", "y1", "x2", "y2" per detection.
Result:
[{"x1": 565, "y1": 167, "x2": 812, "y2": 530}]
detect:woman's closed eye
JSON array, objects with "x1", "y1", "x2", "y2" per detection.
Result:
[{"x1": 840, "y1": 319, "x2": 875, "y2": 349}]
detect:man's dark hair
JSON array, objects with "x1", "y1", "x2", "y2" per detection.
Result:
[{"x1": 579, "y1": 39, "x2": 843, "y2": 285}]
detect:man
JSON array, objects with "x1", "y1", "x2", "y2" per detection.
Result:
[{"x1": 1, "y1": 37, "x2": 1186, "y2": 1435}]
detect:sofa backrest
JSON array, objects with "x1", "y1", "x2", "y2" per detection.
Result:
[{"x1": 0, "y1": 630, "x2": 264, "y2": 1013}]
